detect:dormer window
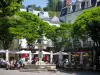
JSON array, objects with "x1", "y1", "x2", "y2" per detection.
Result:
[
  {"x1": 97, "y1": 1, "x2": 100, "y2": 6},
  {"x1": 91, "y1": 0, "x2": 97, "y2": 7},
  {"x1": 27, "y1": 8, "x2": 33, "y2": 13},
  {"x1": 60, "y1": 8, "x2": 67, "y2": 16},
  {"x1": 72, "y1": 5, "x2": 76, "y2": 12},
  {"x1": 38, "y1": 13, "x2": 39, "y2": 16},
  {"x1": 81, "y1": 2, "x2": 85, "y2": 9},
  {"x1": 40, "y1": 11, "x2": 44, "y2": 15}
]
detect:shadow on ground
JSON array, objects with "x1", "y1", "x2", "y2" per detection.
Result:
[{"x1": 57, "y1": 69, "x2": 100, "y2": 75}]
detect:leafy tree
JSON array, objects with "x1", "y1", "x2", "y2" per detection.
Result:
[
  {"x1": 48, "y1": 11, "x2": 60, "y2": 17},
  {"x1": 58, "y1": 23, "x2": 73, "y2": 47},
  {"x1": 47, "y1": 0, "x2": 62, "y2": 11},
  {"x1": 73, "y1": 6, "x2": 100, "y2": 70},
  {"x1": 43, "y1": 7, "x2": 49, "y2": 11},
  {"x1": 0, "y1": 0, "x2": 22, "y2": 16},
  {"x1": 9, "y1": 12, "x2": 40, "y2": 44},
  {"x1": 0, "y1": 0, "x2": 22, "y2": 49},
  {"x1": 46, "y1": 23, "x2": 73, "y2": 52},
  {"x1": 9, "y1": 11, "x2": 51, "y2": 49},
  {"x1": 46, "y1": 0, "x2": 62, "y2": 17},
  {"x1": 46, "y1": 26, "x2": 59, "y2": 51},
  {"x1": 27, "y1": 4, "x2": 41, "y2": 11},
  {"x1": 57, "y1": 0, "x2": 63, "y2": 11}
]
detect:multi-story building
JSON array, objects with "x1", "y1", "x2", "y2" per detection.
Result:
[
  {"x1": 60, "y1": 0, "x2": 100, "y2": 23},
  {"x1": 20, "y1": 8, "x2": 60, "y2": 27},
  {"x1": 60, "y1": 0, "x2": 100, "y2": 51}
]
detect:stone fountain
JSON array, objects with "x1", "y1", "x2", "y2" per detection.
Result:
[{"x1": 23, "y1": 36, "x2": 56, "y2": 72}]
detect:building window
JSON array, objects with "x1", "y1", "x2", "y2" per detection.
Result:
[
  {"x1": 67, "y1": 8, "x2": 70, "y2": 13},
  {"x1": 97, "y1": 1, "x2": 100, "y2": 6},
  {"x1": 87, "y1": 2, "x2": 89, "y2": 7},
  {"x1": 75, "y1": 3, "x2": 80, "y2": 11}
]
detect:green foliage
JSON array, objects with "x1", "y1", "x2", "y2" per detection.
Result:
[
  {"x1": 0, "y1": 0, "x2": 22, "y2": 16},
  {"x1": 73, "y1": 6, "x2": 100, "y2": 43},
  {"x1": 0, "y1": 0, "x2": 22, "y2": 49},
  {"x1": 46, "y1": 23, "x2": 73, "y2": 51},
  {"x1": 73, "y1": 6, "x2": 100, "y2": 71},
  {"x1": 48, "y1": 11, "x2": 60, "y2": 17},
  {"x1": 57, "y1": 23, "x2": 73, "y2": 47},
  {"x1": 9, "y1": 12, "x2": 40, "y2": 43},
  {"x1": 9, "y1": 11, "x2": 51, "y2": 44},
  {"x1": 43, "y1": 7, "x2": 49, "y2": 11},
  {"x1": 47, "y1": 0, "x2": 62, "y2": 11},
  {"x1": 45, "y1": 0, "x2": 62, "y2": 17},
  {"x1": 27, "y1": 4, "x2": 41, "y2": 11}
]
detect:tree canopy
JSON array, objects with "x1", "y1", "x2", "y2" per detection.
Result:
[
  {"x1": 73, "y1": 6, "x2": 100, "y2": 43},
  {"x1": 0, "y1": 0, "x2": 23, "y2": 49},
  {"x1": 46, "y1": 23, "x2": 73, "y2": 51},
  {"x1": 73, "y1": 6, "x2": 100, "y2": 70},
  {"x1": 47, "y1": 0, "x2": 62, "y2": 11},
  {"x1": 9, "y1": 11, "x2": 51, "y2": 44},
  {"x1": 27, "y1": 4, "x2": 42, "y2": 11},
  {"x1": 43, "y1": 0, "x2": 62, "y2": 17}
]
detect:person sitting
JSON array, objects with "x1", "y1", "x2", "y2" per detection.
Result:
[
  {"x1": 10, "y1": 59, "x2": 14, "y2": 70},
  {"x1": 6, "y1": 61, "x2": 10, "y2": 70},
  {"x1": 45, "y1": 60, "x2": 49, "y2": 64},
  {"x1": 18, "y1": 58, "x2": 24, "y2": 69},
  {"x1": 13, "y1": 60, "x2": 18, "y2": 69}
]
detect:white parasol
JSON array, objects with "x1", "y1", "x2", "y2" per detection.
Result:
[
  {"x1": 0, "y1": 50, "x2": 6, "y2": 53},
  {"x1": 33, "y1": 51, "x2": 50, "y2": 55},
  {"x1": 53, "y1": 51, "x2": 68, "y2": 55},
  {"x1": 15, "y1": 50, "x2": 30, "y2": 54}
]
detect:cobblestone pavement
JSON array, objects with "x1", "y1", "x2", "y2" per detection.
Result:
[{"x1": 0, "y1": 68, "x2": 100, "y2": 75}]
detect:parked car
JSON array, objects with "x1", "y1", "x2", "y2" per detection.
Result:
[{"x1": 0, "y1": 58, "x2": 7, "y2": 68}]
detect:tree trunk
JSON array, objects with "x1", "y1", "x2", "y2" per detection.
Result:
[
  {"x1": 95, "y1": 48, "x2": 99, "y2": 71},
  {"x1": 95, "y1": 42, "x2": 99, "y2": 71},
  {"x1": 91, "y1": 47, "x2": 94, "y2": 70}
]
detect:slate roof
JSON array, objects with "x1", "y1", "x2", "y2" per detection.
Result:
[{"x1": 50, "y1": 16, "x2": 60, "y2": 24}]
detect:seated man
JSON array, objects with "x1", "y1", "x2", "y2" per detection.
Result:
[
  {"x1": 10, "y1": 59, "x2": 14, "y2": 70},
  {"x1": 18, "y1": 59, "x2": 23, "y2": 68}
]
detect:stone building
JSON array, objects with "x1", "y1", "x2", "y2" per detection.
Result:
[
  {"x1": 59, "y1": 0, "x2": 100, "y2": 51},
  {"x1": 60, "y1": 0, "x2": 100, "y2": 23}
]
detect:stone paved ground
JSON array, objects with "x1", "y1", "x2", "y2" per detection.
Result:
[{"x1": 0, "y1": 68, "x2": 100, "y2": 75}]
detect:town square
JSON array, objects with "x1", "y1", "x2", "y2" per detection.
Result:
[{"x1": 0, "y1": 0, "x2": 100, "y2": 75}]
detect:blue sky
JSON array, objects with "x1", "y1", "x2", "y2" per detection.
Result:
[
  {"x1": 72, "y1": 0, "x2": 76, "y2": 3},
  {"x1": 23, "y1": 0, "x2": 76, "y2": 8},
  {"x1": 23, "y1": 0, "x2": 47, "y2": 8}
]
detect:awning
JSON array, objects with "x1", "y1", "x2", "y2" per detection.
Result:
[
  {"x1": 33, "y1": 51, "x2": 50, "y2": 55},
  {"x1": 15, "y1": 50, "x2": 30, "y2": 54}
]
